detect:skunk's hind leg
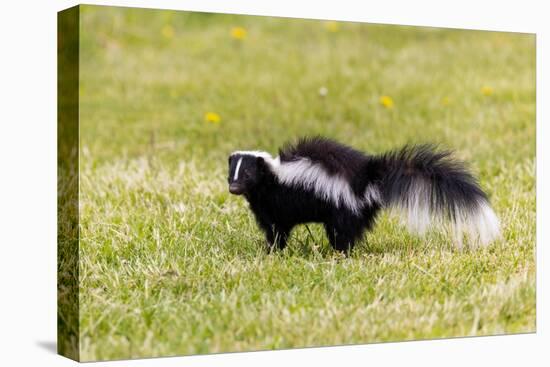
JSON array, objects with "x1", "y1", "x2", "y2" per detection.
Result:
[
  {"x1": 324, "y1": 215, "x2": 366, "y2": 253},
  {"x1": 324, "y1": 206, "x2": 380, "y2": 253}
]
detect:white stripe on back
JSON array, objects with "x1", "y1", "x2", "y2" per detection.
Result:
[
  {"x1": 230, "y1": 150, "x2": 382, "y2": 213},
  {"x1": 233, "y1": 157, "x2": 243, "y2": 180},
  {"x1": 269, "y1": 158, "x2": 363, "y2": 214}
]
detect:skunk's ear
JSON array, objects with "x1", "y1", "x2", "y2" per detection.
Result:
[{"x1": 256, "y1": 156, "x2": 266, "y2": 172}]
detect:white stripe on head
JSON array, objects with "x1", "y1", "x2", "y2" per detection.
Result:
[
  {"x1": 233, "y1": 157, "x2": 243, "y2": 181},
  {"x1": 230, "y1": 150, "x2": 273, "y2": 160},
  {"x1": 231, "y1": 150, "x2": 281, "y2": 173}
]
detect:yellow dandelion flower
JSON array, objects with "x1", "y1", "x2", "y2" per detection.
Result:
[
  {"x1": 441, "y1": 96, "x2": 451, "y2": 106},
  {"x1": 324, "y1": 21, "x2": 339, "y2": 32},
  {"x1": 481, "y1": 86, "x2": 493, "y2": 96},
  {"x1": 380, "y1": 95, "x2": 394, "y2": 109},
  {"x1": 231, "y1": 27, "x2": 247, "y2": 40},
  {"x1": 162, "y1": 25, "x2": 175, "y2": 39},
  {"x1": 204, "y1": 112, "x2": 221, "y2": 124}
]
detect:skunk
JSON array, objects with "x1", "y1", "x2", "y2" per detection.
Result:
[{"x1": 227, "y1": 136, "x2": 499, "y2": 252}]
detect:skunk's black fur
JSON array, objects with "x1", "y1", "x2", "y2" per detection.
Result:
[{"x1": 228, "y1": 137, "x2": 499, "y2": 252}]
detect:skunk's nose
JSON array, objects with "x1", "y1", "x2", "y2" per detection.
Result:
[{"x1": 229, "y1": 183, "x2": 244, "y2": 195}]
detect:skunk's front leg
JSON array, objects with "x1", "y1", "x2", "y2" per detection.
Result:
[
  {"x1": 264, "y1": 223, "x2": 290, "y2": 251},
  {"x1": 253, "y1": 212, "x2": 290, "y2": 251}
]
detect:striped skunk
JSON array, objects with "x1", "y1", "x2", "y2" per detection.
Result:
[{"x1": 227, "y1": 136, "x2": 499, "y2": 252}]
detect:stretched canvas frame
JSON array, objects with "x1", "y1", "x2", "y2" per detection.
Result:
[{"x1": 58, "y1": 4, "x2": 536, "y2": 362}]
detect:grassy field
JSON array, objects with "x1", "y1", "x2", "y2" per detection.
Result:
[{"x1": 76, "y1": 5, "x2": 535, "y2": 361}]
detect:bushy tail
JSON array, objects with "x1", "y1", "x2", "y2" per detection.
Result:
[{"x1": 373, "y1": 145, "x2": 500, "y2": 247}]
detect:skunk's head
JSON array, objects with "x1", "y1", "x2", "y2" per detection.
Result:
[{"x1": 227, "y1": 151, "x2": 271, "y2": 195}]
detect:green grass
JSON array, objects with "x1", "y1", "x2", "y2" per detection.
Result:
[{"x1": 76, "y1": 5, "x2": 535, "y2": 361}]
